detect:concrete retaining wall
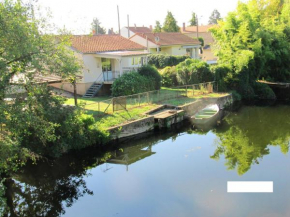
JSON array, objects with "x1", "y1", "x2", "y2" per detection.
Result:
[
  {"x1": 107, "y1": 94, "x2": 232, "y2": 140},
  {"x1": 178, "y1": 94, "x2": 233, "y2": 118},
  {"x1": 108, "y1": 116, "x2": 155, "y2": 140}
]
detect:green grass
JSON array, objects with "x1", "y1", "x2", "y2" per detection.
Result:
[
  {"x1": 63, "y1": 89, "x2": 229, "y2": 129},
  {"x1": 95, "y1": 105, "x2": 158, "y2": 129}
]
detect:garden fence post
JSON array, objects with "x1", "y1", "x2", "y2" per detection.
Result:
[
  {"x1": 138, "y1": 94, "x2": 140, "y2": 106},
  {"x1": 147, "y1": 92, "x2": 149, "y2": 104}
]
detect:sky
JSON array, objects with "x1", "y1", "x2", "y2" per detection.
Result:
[{"x1": 31, "y1": 0, "x2": 244, "y2": 34}]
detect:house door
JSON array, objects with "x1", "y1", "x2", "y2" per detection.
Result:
[{"x1": 101, "y1": 58, "x2": 113, "y2": 81}]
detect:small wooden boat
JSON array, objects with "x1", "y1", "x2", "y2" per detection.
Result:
[{"x1": 191, "y1": 104, "x2": 220, "y2": 128}]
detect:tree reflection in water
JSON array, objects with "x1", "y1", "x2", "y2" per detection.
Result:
[
  {"x1": 0, "y1": 125, "x2": 186, "y2": 217},
  {"x1": 211, "y1": 105, "x2": 290, "y2": 175}
]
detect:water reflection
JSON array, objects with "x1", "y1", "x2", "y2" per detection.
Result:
[
  {"x1": 211, "y1": 105, "x2": 290, "y2": 175},
  {"x1": 1, "y1": 125, "x2": 187, "y2": 216},
  {"x1": 1, "y1": 103, "x2": 290, "y2": 216}
]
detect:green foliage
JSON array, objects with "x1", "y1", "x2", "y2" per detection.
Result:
[
  {"x1": 91, "y1": 17, "x2": 106, "y2": 34},
  {"x1": 111, "y1": 72, "x2": 155, "y2": 96},
  {"x1": 0, "y1": 0, "x2": 81, "y2": 101},
  {"x1": 0, "y1": 179, "x2": 6, "y2": 216},
  {"x1": 210, "y1": 0, "x2": 290, "y2": 99},
  {"x1": 208, "y1": 9, "x2": 221, "y2": 24},
  {"x1": 138, "y1": 65, "x2": 162, "y2": 90},
  {"x1": 148, "y1": 54, "x2": 190, "y2": 68},
  {"x1": 231, "y1": 90, "x2": 242, "y2": 101},
  {"x1": 189, "y1": 12, "x2": 197, "y2": 26},
  {"x1": 210, "y1": 64, "x2": 231, "y2": 92},
  {"x1": 160, "y1": 66, "x2": 178, "y2": 87},
  {"x1": 162, "y1": 11, "x2": 180, "y2": 32},
  {"x1": 3, "y1": 86, "x2": 109, "y2": 157},
  {"x1": 198, "y1": 37, "x2": 204, "y2": 47},
  {"x1": 253, "y1": 82, "x2": 276, "y2": 99},
  {"x1": 0, "y1": 0, "x2": 107, "y2": 174},
  {"x1": 153, "y1": 21, "x2": 162, "y2": 33},
  {"x1": 176, "y1": 59, "x2": 214, "y2": 85},
  {"x1": 0, "y1": 135, "x2": 33, "y2": 175}
]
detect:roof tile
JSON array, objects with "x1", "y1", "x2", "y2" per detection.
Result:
[
  {"x1": 71, "y1": 35, "x2": 145, "y2": 53},
  {"x1": 132, "y1": 32, "x2": 200, "y2": 46}
]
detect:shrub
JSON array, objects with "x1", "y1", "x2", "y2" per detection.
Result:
[
  {"x1": 176, "y1": 59, "x2": 213, "y2": 84},
  {"x1": 253, "y1": 82, "x2": 276, "y2": 100},
  {"x1": 148, "y1": 54, "x2": 190, "y2": 68},
  {"x1": 190, "y1": 61, "x2": 213, "y2": 83},
  {"x1": 231, "y1": 90, "x2": 242, "y2": 101},
  {"x1": 4, "y1": 86, "x2": 110, "y2": 158},
  {"x1": 210, "y1": 64, "x2": 231, "y2": 92},
  {"x1": 138, "y1": 65, "x2": 161, "y2": 90},
  {"x1": 160, "y1": 66, "x2": 178, "y2": 87},
  {"x1": 111, "y1": 72, "x2": 155, "y2": 97}
]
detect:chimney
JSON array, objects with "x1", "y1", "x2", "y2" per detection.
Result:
[
  {"x1": 183, "y1": 23, "x2": 185, "y2": 31},
  {"x1": 134, "y1": 24, "x2": 136, "y2": 30},
  {"x1": 150, "y1": 25, "x2": 152, "y2": 31}
]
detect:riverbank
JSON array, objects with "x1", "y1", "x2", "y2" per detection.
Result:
[{"x1": 107, "y1": 94, "x2": 233, "y2": 140}]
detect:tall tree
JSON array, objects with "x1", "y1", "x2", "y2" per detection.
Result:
[
  {"x1": 153, "y1": 21, "x2": 162, "y2": 33},
  {"x1": 162, "y1": 11, "x2": 180, "y2": 32},
  {"x1": 91, "y1": 18, "x2": 106, "y2": 35},
  {"x1": 210, "y1": 0, "x2": 290, "y2": 98},
  {"x1": 208, "y1": 9, "x2": 221, "y2": 24},
  {"x1": 189, "y1": 12, "x2": 197, "y2": 26},
  {"x1": 0, "y1": 0, "x2": 109, "y2": 175}
]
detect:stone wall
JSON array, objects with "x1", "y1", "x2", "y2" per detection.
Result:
[{"x1": 108, "y1": 116, "x2": 155, "y2": 140}]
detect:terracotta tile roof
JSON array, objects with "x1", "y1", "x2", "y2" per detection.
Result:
[
  {"x1": 132, "y1": 32, "x2": 200, "y2": 46},
  {"x1": 71, "y1": 35, "x2": 146, "y2": 53},
  {"x1": 180, "y1": 25, "x2": 216, "y2": 33},
  {"x1": 99, "y1": 51, "x2": 150, "y2": 57},
  {"x1": 128, "y1": 27, "x2": 152, "y2": 33}
]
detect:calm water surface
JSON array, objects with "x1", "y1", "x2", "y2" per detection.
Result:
[{"x1": 3, "y1": 103, "x2": 290, "y2": 217}]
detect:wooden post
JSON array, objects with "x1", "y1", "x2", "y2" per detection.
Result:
[
  {"x1": 147, "y1": 92, "x2": 149, "y2": 104},
  {"x1": 98, "y1": 102, "x2": 100, "y2": 112},
  {"x1": 186, "y1": 85, "x2": 188, "y2": 97},
  {"x1": 138, "y1": 94, "x2": 140, "y2": 106},
  {"x1": 192, "y1": 85, "x2": 194, "y2": 96},
  {"x1": 73, "y1": 80, "x2": 77, "y2": 106}
]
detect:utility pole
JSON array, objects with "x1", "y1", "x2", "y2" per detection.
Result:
[
  {"x1": 127, "y1": 15, "x2": 130, "y2": 38},
  {"x1": 196, "y1": 14, "x2": 199, "y2": 38},
  {"x1": 117, "y1": 5, "x2": 121, "y2": 35}
]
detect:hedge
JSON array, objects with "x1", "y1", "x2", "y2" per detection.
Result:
[{"x1": 148, "y1": 54, "x2": 190, "y2": 69}]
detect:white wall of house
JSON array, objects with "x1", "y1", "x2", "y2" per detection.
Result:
[
  {"x1": 51, "y1": 48, "x2": 148, "y2": 95},
  {"x1": 130, "y1": 35, "x2": 201, "y2": 58},
  {"x1": 130, "y1": 35, "x2": 156, "y2": 49},
  {"x1": 82, "y1": 54, "x2": 103, "y2": 83},
  {"x1": 120, "y1": 27, "x2": 136, "y2": 38}
]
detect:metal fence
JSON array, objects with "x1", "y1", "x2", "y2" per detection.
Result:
[{"x1": 83, "y1": 81, "x2": 216, "y2": 115}]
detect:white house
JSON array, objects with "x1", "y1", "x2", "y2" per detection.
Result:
[
  {"x1": 129, "y1": 32, "x2": 201, "y2": 59},
  {"x1": 120, "y1": 26, "x2": 152, "y2": 38},
  {"x1": 50, "y1": 35, "x2": 149, "y2": 96}
]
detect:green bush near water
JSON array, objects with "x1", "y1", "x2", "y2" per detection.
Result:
[
  {"x1": 160, "y1": 66, "x2": 178, "y2": 87},
  {"x1": 175, "y1": 59, "x2": 214, "y2": 85}
]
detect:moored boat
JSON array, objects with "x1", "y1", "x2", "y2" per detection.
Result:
[{"x1": 191, "y1": 104, "x2": 220, "y2": 128}]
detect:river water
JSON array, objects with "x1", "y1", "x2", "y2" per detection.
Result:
[{"x1": 2, "y1": 102, "x2": 290, "y2": 217}]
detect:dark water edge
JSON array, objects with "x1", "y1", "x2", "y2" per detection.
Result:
[{"x1": 2, "y1": 99, "x2": 290, "y2": 217}]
